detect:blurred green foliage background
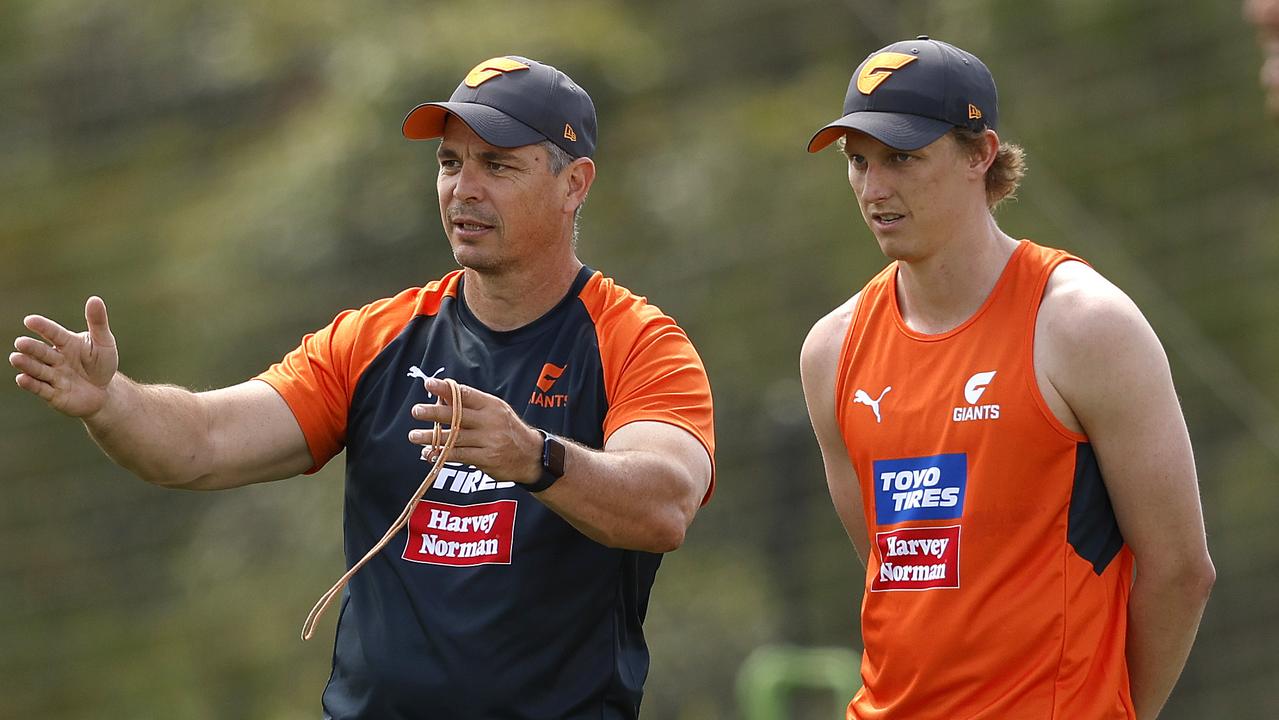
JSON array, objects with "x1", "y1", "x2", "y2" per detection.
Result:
[{"x1": 3, "y1": 0, "x2": 1277, "y2": 717}]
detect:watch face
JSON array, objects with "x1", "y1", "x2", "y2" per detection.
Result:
[{"x1": 545, "y1": 435, "x2": 566, "y2": 478}]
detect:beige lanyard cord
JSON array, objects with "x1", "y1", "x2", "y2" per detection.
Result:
[{"x1": 301, "y1": 378, "x2": 462, "y2": 641}]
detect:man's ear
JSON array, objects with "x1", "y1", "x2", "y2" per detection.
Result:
[
  {"x1": 564, "y1": 157, "x2": 596, "y2": 213},
  {"x1": 970, "y1": 129, "x2": 1000, "y2": 176}
]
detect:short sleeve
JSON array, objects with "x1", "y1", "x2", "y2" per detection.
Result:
[
  {"x1": 255, "y1": 284, "x2": 443, "y2": 473},
  {"x1": 579, "y1": 274, "x2": 716, "y2": 501},
  {"x1": 255, "y1": 310, "x2": 362, "y2": 473}
]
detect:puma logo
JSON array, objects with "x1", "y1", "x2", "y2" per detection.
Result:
[
  {"x1": 854, "y1": 386, "x2": 892, "y2": 424},
  {"x1": 408, "y1": 366, "x2": 446, "y2": 400}
]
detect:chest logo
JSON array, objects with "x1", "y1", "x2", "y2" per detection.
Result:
[
  {"x1": 530, "y1": 362, "x2": 569, "y2": 409},
  {"x1": 954, "y1": 370, "x2": 1000, "y2": 422},
  {"x1": 872, "y1": 525, "x2": 961, "y2": 592},
  {"x1": 408, "y1": 365, "x2": 446, "y2": 401},
  {"x1": 873, "y1": 453, "x2": 967, "y2": 525},
  {"x1": 853, "y1": 386, "x2": 892, "y2": 424},
  {"x1": 403, "y1": 499, "x2": 517, "y2": 567}
]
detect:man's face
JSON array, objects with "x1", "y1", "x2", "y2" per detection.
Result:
[
  {"x1": 436, "y1": 119, "x2": 569, "y2": 274},
  {"x1": 1246, "y1": 0, "x2": 1279, "y2": 118},
  {"x1": 842, "y1": 130, "x2": 978, "y2": 262}
]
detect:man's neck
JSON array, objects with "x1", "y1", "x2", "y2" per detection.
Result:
[
  {"x1": 894, "y1": 216, "x2": 1019, "y2": 335},
  {"x1": 460, "y1": 254, "x2": 584, "y2": 332}
]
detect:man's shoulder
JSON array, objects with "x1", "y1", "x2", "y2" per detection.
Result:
[
  {"x1": 804, "y1": 294, "x2": 860, "y2": 359},
  {"x1": 800, "y1": 292, "x2": 862, "y2": 403},
  {"x1": 1039, "y1": 260, "x2": 1145, "y2": 346},
  {"x1": 577, "y1": 270, "x2": 684, "y2": 333},
  {"x1": 342, "y1": 271, "x2": 464, "y2": 325},
  {"x1": 1036, "y1": 258, "x2": 1165, "y2": 414}
]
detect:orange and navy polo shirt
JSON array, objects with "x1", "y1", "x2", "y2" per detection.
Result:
[{"x1": 256, "y1": 265, "x2": 715, "y2": 720}]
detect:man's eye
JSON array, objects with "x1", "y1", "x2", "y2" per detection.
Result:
[
  {"x1": 848, "y1": 154, "x2": 866, "y2": 166},
  {"x1": 439, "y1": 159, "x2": 460, "y2": 170},
  {"x1": 891, "y1": 153, "x2": 911, "y2": 163},
  {"x1": 487, "y1": 162, "x2": 507, "y2": 172}
]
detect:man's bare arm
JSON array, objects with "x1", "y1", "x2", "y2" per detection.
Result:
[
  {"x1": 800, "y1": 295, "x2": 870, "y2": 565},
  {"x1": 12, "y1": 297, "x2": 313, "y2": 490},
  {"x1": 1038, "y1": 263, "x2": 1215, "y2": 719}
]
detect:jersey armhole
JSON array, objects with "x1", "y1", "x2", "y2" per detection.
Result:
[
  {"x1": 1025, "y1": 256, "x2": 1091, "y2": 443},
  {"x1": 833, "y1": 287, "x2": 871, "y2": 441}
]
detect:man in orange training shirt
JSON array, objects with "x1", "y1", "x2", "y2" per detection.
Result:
[
  {"x1": 799, "y1": 36, "x2": 1215, "y2": 719},
  {"x1": 11, "y1": 56, "x2": 715, "y2": 719}
]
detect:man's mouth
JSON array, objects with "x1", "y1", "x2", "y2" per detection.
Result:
[{"x1": 447, "y1": 207, "x2": 498, "y2": 235}]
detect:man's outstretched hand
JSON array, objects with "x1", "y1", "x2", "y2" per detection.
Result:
[{"x1": 11, "y1": 296, "x2": 119, "y2": 418}]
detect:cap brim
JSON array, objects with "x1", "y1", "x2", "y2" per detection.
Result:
[
  {"x1": 402, "y1": 102, "x2": 545, "y2": 147},
  {"x1": 806, "y1": 112, "x2": 954, "y2": 153}
]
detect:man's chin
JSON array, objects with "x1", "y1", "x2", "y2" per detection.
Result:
[{"x1": 453, "y1": 249, "x2": 507, "y2": 275}]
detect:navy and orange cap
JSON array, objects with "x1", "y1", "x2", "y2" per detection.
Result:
[
  {"x1": 403, "y1": 56, "x2": 597, "y2": 158},
  {"x1": 807, "y1": 36, "x2": 998, "y2": 153}
]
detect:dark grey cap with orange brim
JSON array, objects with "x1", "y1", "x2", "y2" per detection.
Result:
[
  {"x1": 403, "y1": 56, "x2": 597, "y2": 159},
  {"x1": 808, "y1": 36, "x2": 998, "y2": 153}
]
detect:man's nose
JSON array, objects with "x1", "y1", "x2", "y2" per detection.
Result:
[
  {"x1": 859, "y1": 163, "x2": 892, "y2": 203},
  {"x1": 450, "y1": 163, "x2": 485, "y2": 202}
]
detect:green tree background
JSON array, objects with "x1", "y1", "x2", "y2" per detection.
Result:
[{"x1": 3, "y1": 0, "x2": 1276, "y2": 717}]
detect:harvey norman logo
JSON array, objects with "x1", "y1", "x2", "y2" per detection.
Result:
[
  {"x1": 404, "y1": 499, "x2": 517, "y2": 567},
  {"x1": 953, "y1": 370, "x2": 1000, "y2": 422},
  {"x1": 873, "y1": 525, "x2": 961, "y2": 592}
]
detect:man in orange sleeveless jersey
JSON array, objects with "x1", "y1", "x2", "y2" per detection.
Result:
[
  {"x1": 11, "y1": 56, "x2": 715, "y2": 719},
  {"x1": 799, "y1": 37, "x2": 1215, "y2": 719}
]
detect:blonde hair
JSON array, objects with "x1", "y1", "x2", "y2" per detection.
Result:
[{"x1": 950, "y1": 128, "x2": 1026, "y2": 210}]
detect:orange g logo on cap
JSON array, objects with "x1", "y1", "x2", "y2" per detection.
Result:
[
  {"x1": 463, "y1": 57, "x2": 530, "y2": 88},
  {"x1": 856, "y1": 52, "x2": 918, "y2": 95}
]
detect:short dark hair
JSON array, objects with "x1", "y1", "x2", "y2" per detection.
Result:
[
  {"x1": 539, "y1": 140, "x2": 575, "y2": 176},
  {"x1": 537, "y1": 140, "x2": 584, "y2": 244}
]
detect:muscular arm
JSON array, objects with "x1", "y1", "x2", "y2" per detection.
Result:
[
  {"x1": 1037, "y1": 264, "x2": 1215, "y2": 719},
  {"x1": 411, "y1": 378, "x2": 711, "y2": 553},
  {"x1": 87, "y1": 377, "x2": 313, "y2": 489},
  {"x1": 799, "y1": 295, "x2": 870, "y2": 565},
  {"x1": 12, "y1": 297, "x2": 313, "y2": 490},
  {"x1": 532, "y1": 420, "x2": 711, "y2": 553}
]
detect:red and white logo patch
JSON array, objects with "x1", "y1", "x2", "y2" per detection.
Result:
[
  {"x1": 403, "y1": 499, "x2": 517, "y2": 567},
  {"x1": 871, "y1": 525, "x2": 961, "y2": 592}
]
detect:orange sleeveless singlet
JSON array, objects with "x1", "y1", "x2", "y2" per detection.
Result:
[{"x1": 835, "y1": 240, "x2": 1135, "y2": 719}]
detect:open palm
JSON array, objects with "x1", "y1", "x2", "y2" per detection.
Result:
[{"x1": 11, "y1": 296, "x2": 119, "y2": 418}]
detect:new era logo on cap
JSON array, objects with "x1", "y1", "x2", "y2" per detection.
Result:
[
  {"x1": 403, "y1": 55, "x2": 598, "y2": 158},
  {"x1": 807, "y1": 36, "x2": 999, "y2": 153}
]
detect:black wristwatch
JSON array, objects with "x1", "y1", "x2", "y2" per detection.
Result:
[{"x1": 526, "y1": 429, "x2": 566, "y2": 493}]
